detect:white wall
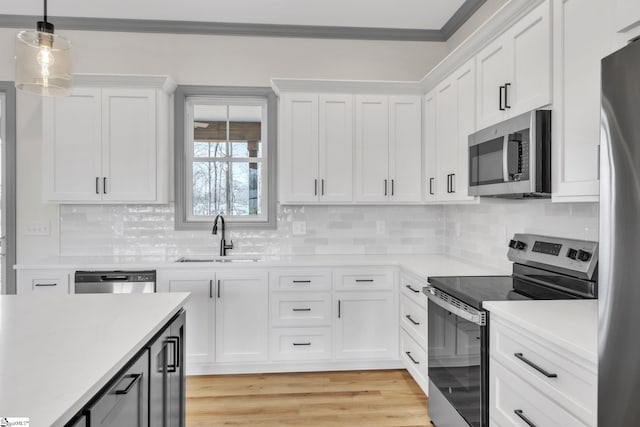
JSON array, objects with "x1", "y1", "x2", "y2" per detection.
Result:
[{"x1": 0, "y1": 28, "x2": 449, "y2": 262}]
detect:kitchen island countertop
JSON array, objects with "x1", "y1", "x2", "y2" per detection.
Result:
[{"x1": 0, "y1": 292, "x2": 189, "y2": 427}]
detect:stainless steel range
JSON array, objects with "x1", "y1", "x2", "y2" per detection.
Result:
[{"x1": 423, "y1": 233, "x2": 598, "y2": 427}]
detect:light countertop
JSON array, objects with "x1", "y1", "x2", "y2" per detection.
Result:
[
  {"x1": 14, "y1": 253, "x2": 509, "y2": 279},
  {"x1": 0, "y1": 293, "x2": 190, "y2": 427},
  {"x1": 483, "y1": 299, "x2": 598, "y2": 363}
]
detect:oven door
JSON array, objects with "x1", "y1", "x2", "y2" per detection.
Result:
[{"x1": 426, "y1": 288, "x2": 487, "y2": 427}]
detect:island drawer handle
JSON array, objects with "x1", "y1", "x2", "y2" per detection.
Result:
[
  {"x1": 34, "y1": 283, "x2": 57, "y2": 287},
  {"x1": 405, "y1": 351, "x2": 420, "y2": 365},
  {"x1": 405, "y1": 284, "x2": 420, "y2": 293},
  {"x1": 514, "y1": 409, "x2": 536, "y2": 427},
  {"x1": 293, "y1": 308, "x2": 311, "y2": 312},
  {"x1": 114, "y1": 373, "x2": 142, "y2": 395},
  {"x1": 405, "y1": 315, "x2": 420, "y2": 326},
  {"x1": 514, "y1": 353, "x2": 557, "y2": 378}
]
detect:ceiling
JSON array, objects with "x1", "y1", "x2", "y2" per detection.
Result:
[{"x1": 0, "y1": 0, "x2": 485, "y2": 41}]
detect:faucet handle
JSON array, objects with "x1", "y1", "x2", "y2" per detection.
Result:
[{"x1": 226, "y1": 240, "x2": 234, "y2": 250}]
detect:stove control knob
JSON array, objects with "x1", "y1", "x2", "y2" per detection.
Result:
[
  {"x1": 509, "y1": 240, "x2": 527, "y2": 250},
  {"x1": 577, "y1": 250, "x2": 592, "y2": 262},
  {"x1": 508, "y1": 239, "x2": 517, "y2": 249},
  {"x1": 567, "y1": 248, "x2": 578, "y2": 260}
]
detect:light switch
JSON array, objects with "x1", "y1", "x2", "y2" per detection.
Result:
[{"x1": 25, "y1": 221, "x2": 50, "y2": 236}]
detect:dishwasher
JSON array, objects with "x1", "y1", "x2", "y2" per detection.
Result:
[{"x1": 74, "y1": 270, "x2": 156, "y2": 294}]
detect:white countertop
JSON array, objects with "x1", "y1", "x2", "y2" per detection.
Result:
[
  {"x1": 0, "y1": 293, "x2": 190, "y2": 427},
  {"x1": 14, "y1": 253, "x2": 509, "y2": 279},
  {"x1": 483, "y1": 299, "x2": 598, "y2": 363}
]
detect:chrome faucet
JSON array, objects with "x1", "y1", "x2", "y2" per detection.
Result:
[{"x1": 212, "y1": 215, "x2": 234, "y2": 256}]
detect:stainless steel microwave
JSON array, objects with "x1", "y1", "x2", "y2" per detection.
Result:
[{"x1": 468, "y1": 110, "x2": 551, "y2": 198}]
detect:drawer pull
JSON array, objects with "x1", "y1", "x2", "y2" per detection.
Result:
[
  {"x1": 405, "y1": 284, "x2": 420, "y2": 293},
  {"x1": 292, "y1": 308, "x2": 311, "y2": 312},
  {"x1": 514, "y1": 409, "x2": 537, "y2": 427},
  {"x1": 114, "y1": 373, "x2": 142, "y2": 395},
  {"x1": 35, "y1": 283, "x2": 57, "y2": 287},
  {"x1": 514, "y1": 353, "x2": 557, "y2": 378},
  {"x1": 292, "y1": 280, "x2": 311, "y2": 284},
  {"x1": 293, "y1": 342, "x2": 311, "y2": 346},
  {"x1": 355, "y1": 279, "x2": 374, "y2": 283},
  {"x1": 405, "y1": 351, "x2": 420, "y2": 365},
  {"x1": 405, "y1": 315, "x2": 420, "y2": 326}
]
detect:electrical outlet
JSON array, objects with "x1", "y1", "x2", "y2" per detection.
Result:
[
  {"x1": 25, "y1": 221, "x2": 50, "y2": 236},
  {"x1": 292, "y1": 221, "x2": 307, "y2": 236},
  {"x1": 376, "y1": 221, "x2": 385, "y2": 234}
]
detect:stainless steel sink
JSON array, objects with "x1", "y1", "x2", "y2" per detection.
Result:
[{"x1": 174, "y1": 256, "x2": 261, "y2": 263}]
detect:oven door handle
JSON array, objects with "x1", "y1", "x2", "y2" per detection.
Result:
[
  {"x1": 425, "y1": 286, "x2": 485, "y2": 326},
  {"x1": 502, "y1": 135, "x2": 510, "y2": 183}
]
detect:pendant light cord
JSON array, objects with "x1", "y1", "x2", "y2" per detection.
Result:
[{"x1": 43, "y1": 0, "x2": 47, "y2": 24}]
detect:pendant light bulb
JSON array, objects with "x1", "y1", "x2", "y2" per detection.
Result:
[{"x1": 14, "y1": 0, "x2": 72, "y2": 96}]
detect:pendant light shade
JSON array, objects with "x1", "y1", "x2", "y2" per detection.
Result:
[{"x1": 14, "y1": 0, "x2": 72, "y2": 96}]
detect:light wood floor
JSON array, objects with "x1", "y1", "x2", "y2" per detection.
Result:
[{"x1": 186, "y1": 370, "x2": 431, "y2": 427}]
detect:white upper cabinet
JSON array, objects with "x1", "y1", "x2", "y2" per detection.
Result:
[
  {"x1": 423, "y1": 89, "x2": 438, "y2": 201},
  {"x1": 43, "y1": 75, "x2": 174, "y2": 204},
  {"x1": 552, "y1": 0, "x2": 613, "y2": 201},
  {"x1": 476, "y1": 0, "x2": 552, "y2": 130},
  {"x1": 279, "y1": 93, "x2": 353, "y2": 203},
  {"x1": 355, "y1": 95, "x2": 422, "y2": 203},
  {"x1": 614, "y1": 0, "x2": 640, "y2": 34}
]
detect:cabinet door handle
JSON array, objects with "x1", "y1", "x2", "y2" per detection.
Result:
[
  {"x1": 114, "y1": 373, "x2": 142, "y2": 395},
  {"x1": 314, "y1": 179, "x2": 318, "y2": 196},
  {"x1": 338, "y1": 300, "x2": 341, "y2": 318},
  {"x1": 391, "y1": 179, "x2": 395, "y2": 196},
  {"x1": 450, "y1": 174, "x2": 456, "y2": 193},
  {"x1": 355, "y1": 279, "x2": 374, "y2": 283},
  {"x1": 292, "y1": 280, "x2": 311, "y2": 284},
  {"x1": 597, "y1": 144, "x2": 600, "y2": 180},
  {"x1": 95, "y1": 177, "x2": 100, "y2": 194},
  {"x1": 406, "y1": 284, "x2": 420, "y2": 293},
  {"x1": 209, "y1": 279, "x2": 213, "y2": 298},
  {"x1": 405, "y1": 351, "x2": 420, "y2": 365},
  {"x1": 499, "y1": 85, "x2": 506, "y2": 111},
  {"x1": 513, "y1": 410, "x2": 537, "y2": 427},
  {"x1": 293, "y1": 342, "x2": 311, "y2": 346},
  {"x1": 321, "y1": 179, "x2": 325, "y2": 196},
  {"x1": 35, "y1": 283, "x2": 57, "y2": 287},
  {"x1": 103, "y1": 177, "x2": 107, "y2": 194},
  {"x1": 217, "y1": 279, "x2": 221, "y2": 298},
  {"x1": 429, "y1": 178, "x2": 434, "y2": 195},
  {"x1": 384, "y1": 179, "x2": 388, "y2": 196},
  {"x1": 514, "y1": 353, "x2": 557, "y2": 378},
  {"x1": 504, "y1": 83, "x2": 511, "y2": 109},
  {"x1": 405, "y1": 315, "x2": 420, "y2": 326},
  {"x1": 166, "y1": 336, "x2": 180, "y2": 372},
  {"x1": 292, "y1": 308, "x2": 311, "y2": 312},
  {"x1": 446, "y1": 174, "x2": 451, "y2": 193}
]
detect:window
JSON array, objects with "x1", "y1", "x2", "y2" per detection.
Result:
[{"x1": 175, "y1": 86, "x2": 277, "y2": 230}]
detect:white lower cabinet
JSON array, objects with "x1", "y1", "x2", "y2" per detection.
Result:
[
  {"x1": 16, "y1": 269, "x2": 73, "y2": 295},
  {"x1": 270, "y1": 327, "x2": 332, "y2": 361},
  {"x1": 215, "y1": 271, "x2": 269, "y2": 363},
  {"x1": 490, "y1": 315, "x2": 596, "y2": 426},
  {"x1": 399, "y1": 270, "x2": 429, "y2": 394}
]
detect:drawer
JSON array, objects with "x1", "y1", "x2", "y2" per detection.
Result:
[
  {"x1": 270, "y1": 327, "x2": 332, "y2": 361},
  {"x1": 490, "y1": 359, "x2": 589, "y2": 427},
  {"x1": 400, "y1": 272, "x2": 426, "y2": 308},
  {"x1": 400, "y1": 295, "x2": 427, "y2": 345},
  {"x1": 17, "y1": 271, "x2": 71, "y2": 295},
  {"x1": 333, "y1": 268, "x2": 394, "y2": 290},
  {"x1": 400, "y1": 328, "x2": 427, "y2": 384},
  {"x1": 270, "y1": 270, "x2": 331, "y2": 291},
  {"x1": 491, "y1": 318, "x2": 596, "y2": 424},
  {"x1": 270, "y1": 292, "x2": 332, "y2": 327}
]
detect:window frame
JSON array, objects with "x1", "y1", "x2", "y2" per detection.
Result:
[{"x1": 175, "y1": 86, "x2": 277, "y2": 230}]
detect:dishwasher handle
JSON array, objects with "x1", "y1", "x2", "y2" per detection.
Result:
[{"x1": 101, "y1": 275, "x2": 130, "y2": 282}]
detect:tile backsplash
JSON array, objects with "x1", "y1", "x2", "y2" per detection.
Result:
[
  {"x1": 59, "y1": 200, "x2": 599, "y2": 270},
  {"x1": 59, "y1": 204, "x2": 446, "y2": 257}
]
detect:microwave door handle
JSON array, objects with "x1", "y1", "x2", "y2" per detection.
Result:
[{"x1": 502, "y1": 135, "x2": 510, "y2": 182}]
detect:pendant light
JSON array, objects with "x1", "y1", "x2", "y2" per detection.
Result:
[{"x1": 14, "y1": 0, "x2": 72, "y2": 96}]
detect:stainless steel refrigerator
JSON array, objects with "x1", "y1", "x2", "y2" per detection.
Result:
[{"x1": 600, "y1": 37, "x2": 640, "y2": 426}]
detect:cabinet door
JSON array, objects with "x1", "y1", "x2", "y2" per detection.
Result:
[
  {"x1": 334, "y1": 291, "x2": 398, "y2": 360},
  {"x1": 389, "y1": 96, "x2": 422, "y2": 202},
  {"x1": 17, "y1": 270, "x2": 71, "y2": 295},
  {"x1": 215, "y1": 272, "x2": 269, "y2": 363},
  {"x1": 319, "y1": 94, "x2": 353, "y2": 202},
  {"x1": 423, "y1": 90, "x2": 438, "y2": 201},
  {"x1": 279, "y1": 94, "x2": 319, "y2": 203},
  {"x1": 42, "y1": 87, "x2": 102, "y2": 201},
  {"x1": 435, "y1": 78, "x2": 458, "y2": 201},
  {"x1": 101, "y1": 88, "x2": 157, "y2": 202},
  {"x1": 165, "y1": 272, "x2": 215, "y2": 366},
  {"x1": 452, "y1": 59, "x2": 477, "y2": 201},
  {"x1": 552, "y1": 0, "x2": 612, "y2": 201},
  {"x1": 508, "y1": 0, "x2": 552, "y2": 116},
  {"x1": 476, "y1": 34, "x2": 512, "y2": 129},
  {"x1": 614, "y1": 0, "x2": 640, "y2": 34},
  {"x1": 355, "y1": 95, "x2": 390, "y2": 202}
]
